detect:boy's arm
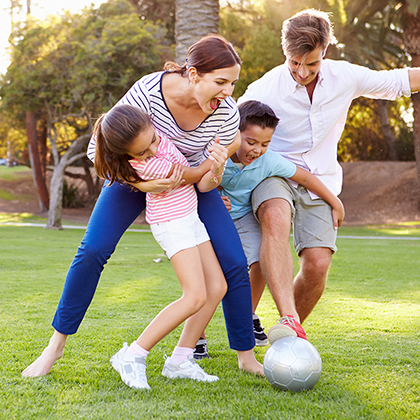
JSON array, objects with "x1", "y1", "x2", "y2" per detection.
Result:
[{"x1": 290, "y1": 167, "x2": 345, "y2": 229}]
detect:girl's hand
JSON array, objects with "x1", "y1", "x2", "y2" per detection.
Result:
[
  {"x1": 332, "y1": 198, "x2": 345, "y2": 230},
  {"x1": 208, "y1": 138, "x2": 228, "y2": 177},
  {"x1": 220, "y1": 195, "x2": 232, "y2": 211}
]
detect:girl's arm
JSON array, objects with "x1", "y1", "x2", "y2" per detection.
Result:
[
  {"x1": 176, "y1": 131, "x2": 241, "y2": 185},
  {"x1": 290, "y1": 167, "x2": 345, "y2": 229},
  {"x1": 196, "y1": 139, "x2": 229, "y2": 192},
  {"x1": 127, "y1": 132, "x2": 239, "y2": 192}
]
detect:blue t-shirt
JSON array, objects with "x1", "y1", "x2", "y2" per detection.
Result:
[{"x1": 219, "y1": 149, "x2": 296, "y2": 220}]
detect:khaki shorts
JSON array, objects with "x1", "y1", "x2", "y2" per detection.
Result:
[
  {"x1": 233, "y1": 211, "x2": 261, "y2": 267},
  {"x1": 251, "y1": 177, "x2": 337, "y2": 255}
]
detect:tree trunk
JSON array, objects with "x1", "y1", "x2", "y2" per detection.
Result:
[
  {"x1": 47, "y1": 163, "x2": 65, "y2": 229},
  {"x1": 26, "y1": 111, "x2": 49, "y2": 212},
  {"x1": 175, "y1": 0, "x2": 219, "y2": 63},
  {"x1": 377, "y1": 100, "x2": 398, "y2": 160},
  {"x1": 401, "y1": 1, "x2": 420, "y2": 208}
]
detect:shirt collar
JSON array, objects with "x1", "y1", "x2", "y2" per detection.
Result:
[{"x1": 284, "y1": 60, "x2": 325, "y2": 92}]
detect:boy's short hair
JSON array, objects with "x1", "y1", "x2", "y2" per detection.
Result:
[
  {"x1": 282, "y1": 9, "x2": 336, "y2": 58},
  {"x1": 238, "y1": 100, "x2": 279, "y2": 132}
]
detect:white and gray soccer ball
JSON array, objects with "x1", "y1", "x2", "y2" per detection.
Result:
[{"x1": 263, "y1": 336, "x2": 322, "y2": 392}]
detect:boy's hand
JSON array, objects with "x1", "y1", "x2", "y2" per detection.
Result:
[
  {"x1": 332, "y1": 198, "x2": 345, "y2": 229},
  {"x1": 220, "y1": 195, "x2": 232, "y2": 211}
]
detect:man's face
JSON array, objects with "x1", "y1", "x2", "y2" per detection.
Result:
[{"x1": 287, "y1": 46, "x2": 324, "y2": 86}]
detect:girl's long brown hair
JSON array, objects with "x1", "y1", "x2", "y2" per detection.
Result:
[{"x1": 94, "y1": 104, "x2": 152, "y2": 186}]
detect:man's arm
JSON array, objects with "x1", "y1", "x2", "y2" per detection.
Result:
[{"x1": 409, "y1": 68, "x2": 420, "y2": 92}]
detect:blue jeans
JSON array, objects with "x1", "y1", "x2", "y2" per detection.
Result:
[{"x1": 52, "y1": 182, "x2": 255, "y2": 351}]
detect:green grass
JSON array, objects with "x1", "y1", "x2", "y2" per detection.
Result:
[
  {"x1": 0, "y1": 223, "x2": 419, "y2": 419},
  {"x1": 0, "y1": 165, "x2": 32, "y2": 181}
]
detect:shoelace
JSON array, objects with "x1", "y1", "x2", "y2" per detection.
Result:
[{"x1": 277, "y1": 315, "x2": 296, "y2": 328}]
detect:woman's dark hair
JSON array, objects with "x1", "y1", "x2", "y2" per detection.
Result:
[
  {"x1": 94, "y1": 104, "x2": 152, "y2": 186},
  {"x1": 238, "y1": 100, "x2": 279, "y2": 132},
  {"x1": 164, "y1": 34, "x2": 241, "y2": 76}
]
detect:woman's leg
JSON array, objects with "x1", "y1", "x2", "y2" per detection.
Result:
[
  {"x1": 196, "y1": 189, "x2": 263, "y2": 374},
  {"x1": 22, "y1": 182, "x2": 146, "y2": 377}
]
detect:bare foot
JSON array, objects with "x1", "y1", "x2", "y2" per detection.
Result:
[
  {"x1": 22, "y1": 331, "x2": 67, "y2": 377},
  {"x1": 237, "y1": 349, "x2": 265, "y2": 376}
]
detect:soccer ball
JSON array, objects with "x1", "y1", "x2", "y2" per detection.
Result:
[{"x1": 263, "y1": 336, "x2": 322, "y2": 392}]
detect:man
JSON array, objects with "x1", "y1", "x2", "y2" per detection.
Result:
[{"x1": 238, "y1": 9, "x2": 420, "y2": 343}]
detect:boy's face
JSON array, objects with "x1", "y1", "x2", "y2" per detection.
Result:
[{"x1": 232, "y1": 124, "x2": 274, "y2": 166}]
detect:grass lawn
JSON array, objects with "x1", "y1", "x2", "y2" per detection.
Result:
[{"x1": 0, "y1": 221, "x2": 419, "y2": 419}]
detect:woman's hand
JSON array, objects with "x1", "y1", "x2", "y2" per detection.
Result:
[{"x1": 129, "y1": 164, "x2": 185, "y2": 193}]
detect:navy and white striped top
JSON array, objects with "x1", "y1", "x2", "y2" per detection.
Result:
[{"x1": 87, "y1": 71, "x2": 240, "y2": 167}]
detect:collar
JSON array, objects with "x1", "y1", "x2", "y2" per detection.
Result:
[{"x1": 285, "y1": 60, "x2": 325, "y2": 92}]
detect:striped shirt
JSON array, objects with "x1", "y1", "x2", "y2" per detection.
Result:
[
  {"x1": 88, "y1": 71, "x2": 240, "y2": 167},
  {"x1": 129, "y1": 131, "x2": 197, "y2": 224}
]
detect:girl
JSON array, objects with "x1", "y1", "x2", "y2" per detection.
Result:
[
  {"x1": 22, "y1": 34, "x2": 263, "y2": 380},
  {"x1": 93, "y1": 104, "x2": 227, "y2": 389}
]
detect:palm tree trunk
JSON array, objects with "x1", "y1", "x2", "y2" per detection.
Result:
[{"x1": 175, "y1": 0, "x2": 219, "y2": 63}]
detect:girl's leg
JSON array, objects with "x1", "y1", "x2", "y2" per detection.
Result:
[
  {"x1": 196, "y1": 189, "x2": 263, "y2": 375},
  {"x1": 250, "y1": 262, "x2": 266, "y2": 313},
  {"x1": 177, "y1": 241, "x2": 227, "y2": 349},
  {"x1": 22, "y1": 182, "x2": 146, "y2": 377},
  {"x1": 135, "y1": 246, "x2": 207, "y2": 351}
]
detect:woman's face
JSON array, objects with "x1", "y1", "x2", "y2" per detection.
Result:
[
  {"x1": 126, "y1": 125, "x2": 160, "y2": 161},
  {"x1": 191, "y1": 64, "x2": 241, "y2": 114}
]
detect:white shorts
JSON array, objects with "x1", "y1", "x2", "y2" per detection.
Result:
[{"x1": 150, "y1": 210, "x2": 210, "y2": 259}]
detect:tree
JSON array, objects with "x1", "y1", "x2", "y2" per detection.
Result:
[
  {"x1": 1, "y1": 0, "x2": 169, "y2": 228},
  {"x1": 400, "y1": 0, "x2": 420, "y2": 195},
  {"x1": 175, "y1": 0, "x2": 220, "y2": 63}
]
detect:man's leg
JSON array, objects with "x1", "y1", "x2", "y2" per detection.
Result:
[
  {"x1": 294, "y1": 247, "x2": 332, "y2": 323},
  {"x1": 257, "y1": 197, "x2": 298, "y2": 320}
]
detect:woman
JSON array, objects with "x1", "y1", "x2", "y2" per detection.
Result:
[{"x1": 22, "y1": 34, "x2": 263, "y2": 378}]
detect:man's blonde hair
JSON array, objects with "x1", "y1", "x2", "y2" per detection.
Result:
[{"x1": 282, "y1": 9, "x2": 337, "y2": 58}]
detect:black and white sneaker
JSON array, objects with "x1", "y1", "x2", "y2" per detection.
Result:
[
  {"x1": 253, "y1": 313, "x2": 268, "y2": 346},
  {"x1": 193, "y1": 337, "x2": 209, "y2": 360}
]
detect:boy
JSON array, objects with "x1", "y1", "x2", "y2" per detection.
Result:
[{"x1": 219, "y1": 100, "x2": 344, "y2": 345}]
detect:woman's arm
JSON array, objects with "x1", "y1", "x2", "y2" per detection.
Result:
[
  {"x1": 127, "y1": 164, "x2": 185, "y2": 193},
  {"x1": 290, "y1": 167, "x2": 345, "y2": 229}
]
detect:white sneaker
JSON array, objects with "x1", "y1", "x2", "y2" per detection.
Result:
[
  {"x1": 110, "y1": 343, "x2": 151, "y2": 390},
  {"x1": 162, "y1": 355, "x2": 218, "y2": 382}
]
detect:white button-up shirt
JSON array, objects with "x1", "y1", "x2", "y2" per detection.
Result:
[{"x1": 238, "y1": 59, "x2": 411, "y2": 198}]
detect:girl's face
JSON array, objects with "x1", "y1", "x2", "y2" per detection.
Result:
[
  {"x1": 126, "y1": 125, "x2": 160, "y2": 161},
  {"x1": 191, "y1": 64, "x2": 241, "y2": 114}
]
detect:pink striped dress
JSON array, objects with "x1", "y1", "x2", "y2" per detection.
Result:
[{"x1": 129, "y1": 130, "x2": 197, "y2": 224}]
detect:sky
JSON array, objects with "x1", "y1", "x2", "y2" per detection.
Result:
[{"x1": 0, "y1": 0, "x2": 106, "y2": 75}]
